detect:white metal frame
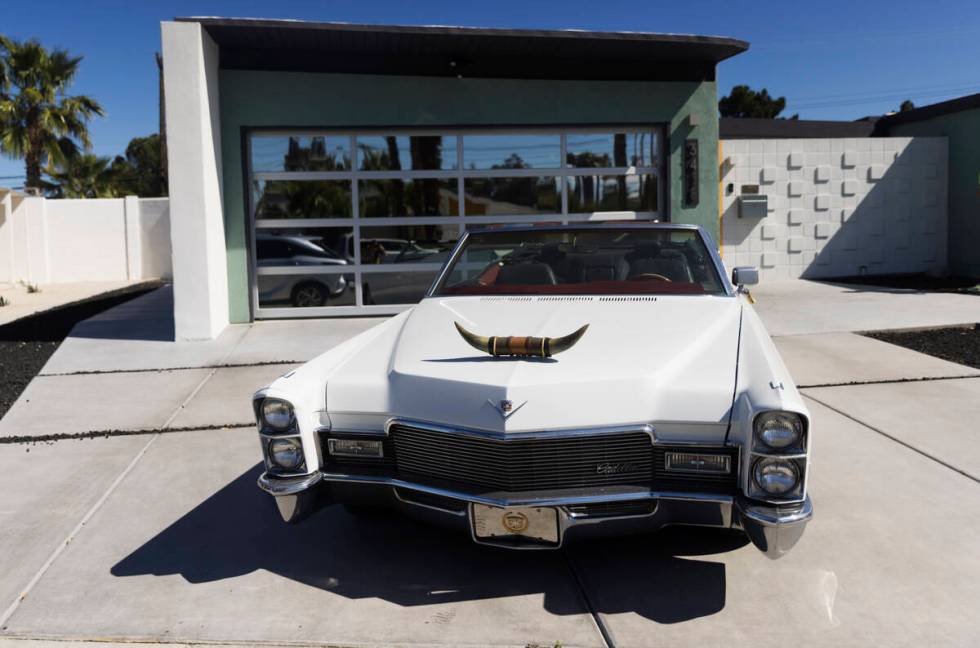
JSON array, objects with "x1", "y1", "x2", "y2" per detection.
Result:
[{"x1": 247, "y1": 126, "x2": 667, "y2": 319}]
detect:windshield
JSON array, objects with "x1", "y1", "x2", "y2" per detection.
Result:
[{"x1": 434, "y1": 227, "x2": 726, "y2": 296}]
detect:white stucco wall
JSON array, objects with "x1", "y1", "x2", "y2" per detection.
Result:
[
  {"x1": 720, "y1": 137, "x2": 948, "y2": 280},
  {"x1": 0, "y1": 195, "x2": 171, "y2": 285},
  {"x1": 161, "y1": 21, "x2": 228, "y2": 341}
]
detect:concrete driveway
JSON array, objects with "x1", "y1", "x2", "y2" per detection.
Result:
[{"x1": 1, "y1": 281, "x2": 979, "y2": 648}]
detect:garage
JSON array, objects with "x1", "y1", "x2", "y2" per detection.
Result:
[
  {"x1": 162, "y1": 18, "x2": 746, "y2": 336},
  {"x1": 247, "y1": 128, "x2": 664, "y2": 317}
]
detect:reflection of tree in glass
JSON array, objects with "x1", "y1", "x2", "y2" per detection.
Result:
[
  {"x1": 282, "y1": 137, "x2": 347, "y2": 171},
  {"x1": 255, "y1": 180, "x2": 351, "y2": 219},
  {"x1": 360, "y1": 136, "x2": 448, "y2": 217},
  {"x1": 465, "y1": 153, "x2": 557, "y2": 212}
]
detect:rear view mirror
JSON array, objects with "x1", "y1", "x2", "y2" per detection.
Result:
[{"x1": 732, "y1": 266, "x2": 759, "y2": 287}]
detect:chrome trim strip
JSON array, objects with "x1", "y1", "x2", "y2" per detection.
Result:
[
  {"x1": 392, "y1": 487, "x2": 469, "y2": 517},
  {"x1": 384, "y1": 417, "x2": 655, "y2": 443},
  {"x1": 318, "y1": 471, "x2": 733, "y2": 508}
]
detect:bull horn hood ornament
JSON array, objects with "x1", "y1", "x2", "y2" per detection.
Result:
[{"x1": 454, "y1": 321, "x2": 589, "y2": 358}]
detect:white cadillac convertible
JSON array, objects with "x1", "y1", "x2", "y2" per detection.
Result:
[{"x1": 253, "y1": 223, "x2": 813, "y2": 558}]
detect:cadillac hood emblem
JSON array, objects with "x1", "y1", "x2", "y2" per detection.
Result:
[{"x1": 488, "y1": 398, "x2": 526, "y2": 420}]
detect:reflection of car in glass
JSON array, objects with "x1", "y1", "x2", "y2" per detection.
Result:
[
  {"x1": 252, "y1": 224, "x2": 812, "y2": 559},
  {"x1": 256, "y1": 233, "x2": 349, "y2": 307},
  {"x1": 361, "y1": 246, "x2": 489, "y2": 305},
  {"x1": 337, "y1": 234, "x2": 413, "y2": 264}
]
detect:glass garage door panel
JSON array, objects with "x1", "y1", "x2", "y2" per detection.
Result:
[
  {"x1": 357, "y1": 135, "x2": 458, "y2": 170},
  {"x1": 358, "y1": 224, "x2": 461, "y2": 266},
  {"x1": 248, "y1": 128, "x2": 664, "y2": 318},
  {"x1": 251, "y1": 135, "x2": 352, "y2": 172},
  {"x1": 359, "y1": 179, "x2": 457, "y2": 218},
  {"x1": 257, "y1": 274, "x2": 354, "y2": 309},
  {"x1": 253, "y1": 180, "x2": 353, "y2": 220},
  {"x1": 362, "y1": 271, "x2": 441, "y2": 306}
]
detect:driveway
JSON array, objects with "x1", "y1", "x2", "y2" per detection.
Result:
[{"x1": 1, "y1": 281, "x2": 978, "y2": 648}]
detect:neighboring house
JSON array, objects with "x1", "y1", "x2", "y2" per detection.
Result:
[
  {"x1": 161, "y1": 17, "x2": 747, "y2": 339},
  {"x1": 874, "y1": 93, "x2": 980, "y2": 279}
]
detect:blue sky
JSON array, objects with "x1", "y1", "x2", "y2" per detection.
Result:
[{"x1": 2, "y1": 0, "x2": 979, "y2": 186}]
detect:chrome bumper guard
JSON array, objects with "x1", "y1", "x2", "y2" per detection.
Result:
[
  {"x1": 734, "y1": 495, "x2": 813, "y2": 559},
  {"x1": 258, "y1": 470, "x2": 811, "y2": 556}
]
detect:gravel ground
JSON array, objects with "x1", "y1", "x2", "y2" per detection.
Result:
[
  {"x1": 0, "y1": 285, "x2": 160, "y2": 419},
  {"x1": 866, "y1": 325, "x2": 980, "y2": 370}
]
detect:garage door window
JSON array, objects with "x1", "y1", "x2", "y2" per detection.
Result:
[{"x1": 248, "y1": 128, "x2": 664, "y2": 317}]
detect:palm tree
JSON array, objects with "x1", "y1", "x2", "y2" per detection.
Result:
[
  {"x1": 0, "y1": 38, "x2": 103, "y2": 194},
  {"x1": 45, "y1": 153, "x2": 120, "y2": 198}
]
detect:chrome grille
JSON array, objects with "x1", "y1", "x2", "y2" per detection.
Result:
[{"x1": 390, "y1": 423, "x2": 653, "y2": 492}]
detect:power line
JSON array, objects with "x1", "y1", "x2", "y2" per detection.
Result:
[{"x1": 786, "y1": 86, "x2": 980, "y2": 111}]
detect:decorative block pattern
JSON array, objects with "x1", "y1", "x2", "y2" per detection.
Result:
[{"x1": 721, "y1": 137, "x2": 948, "y2": 282}]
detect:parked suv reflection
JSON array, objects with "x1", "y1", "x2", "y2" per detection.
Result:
[{"x1": 256, "y1": 233, "x2": 351, "y2": 308}]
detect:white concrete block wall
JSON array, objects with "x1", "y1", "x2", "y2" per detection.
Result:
[
  {"x1": 0, "y1": 196, "x2": 171, "y2": 285},
  {"x1": 720, "y1": 137, "x2": 948, "y2": 281}
]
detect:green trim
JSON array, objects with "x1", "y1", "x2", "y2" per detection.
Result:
[{"x1": 219, "y1": 71, "x2": 720, "y2": 322}]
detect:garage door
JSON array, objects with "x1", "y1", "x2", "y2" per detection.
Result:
[{"x1": 246, "y1": 127, "x2": 665, "y2": 317}]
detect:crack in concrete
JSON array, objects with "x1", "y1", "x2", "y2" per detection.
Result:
[
  {"x1": 802, "y1": 393, "x2": 979, "y2": 484},
  {"x1": 562, "y1": 550, "x2": 616, "y2": 648},
  {"x1": 0, "y1": 424, "x2": 254, "y2": 445},
  {"x1": 799, "y1": 373, "x2": 980, "y2": 389},
  {"x1": 38, "y1": 360, "x2": 301, "y2": 378},
  {"x1": 0, "y1": 434, "x2": 161, "y2": 630}
]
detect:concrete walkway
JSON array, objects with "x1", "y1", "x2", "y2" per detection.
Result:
[
  {"x1": 753, "y1": 279, "x2": 980, "y2": 336},
  {"x1": 1, "y1": 281, "x2": 978, "y2": 647},
  {"x1": 0, "y1": 281, "x2": 152, "y2": 327}
]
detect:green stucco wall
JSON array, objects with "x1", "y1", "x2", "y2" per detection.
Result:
[
  {"x1": 891, "y1": 108, "x2": 980, "y2": 278},
  {"x1": 218, "y1": 70, "x2": 719, "y2": 322}
]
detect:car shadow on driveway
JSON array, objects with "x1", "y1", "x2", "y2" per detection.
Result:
[{"x1": 111, "y1": 463, "x2": 743, "y2": 623}]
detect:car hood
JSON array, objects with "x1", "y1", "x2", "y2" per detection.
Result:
[{"x1": 325, "y1": 295, "x2": 742, "y2": 440}]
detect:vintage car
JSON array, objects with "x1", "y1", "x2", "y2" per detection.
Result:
[{"x1": 253, "y1": 223, "x2": 813, "y2": 558}]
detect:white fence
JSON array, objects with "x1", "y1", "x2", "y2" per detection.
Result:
[
  {"x1": 0, "y1": 193, "x2": 171, "y2": 285},
  {"x1": 720, "y1": 137, "x2": 948, "y2": 281}
]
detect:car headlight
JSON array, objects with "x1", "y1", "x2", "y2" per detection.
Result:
[
  {"x1": 268, "y1": 437, "x2": 304, "y2": 470},
  {"x1": 754, "y1": 411, "x2": 804, "y2": 451},
  {"x1": 753, "y1": 457, "x2": 800, "y2": 495},
  {"x1": 261, "y1": 398, "x2": 294, "y2": 431}
]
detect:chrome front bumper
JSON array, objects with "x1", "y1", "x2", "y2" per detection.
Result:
[
  {"x1": 734, "y1": 495, "x2": 814, "y2": 559},
  {"x1": 258, "y1": 470, "x2": 812, "y2": 557}
]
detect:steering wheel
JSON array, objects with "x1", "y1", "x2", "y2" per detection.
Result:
[{"x1": 630, "y1": 273, "x2": 673, "y2": 282}]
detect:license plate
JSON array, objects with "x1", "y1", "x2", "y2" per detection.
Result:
[{"x1": 472, "y1": 504, "x2": 559, "y2": 544}]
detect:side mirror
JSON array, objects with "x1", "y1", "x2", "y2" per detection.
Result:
[{"x1": 732, "y1": 266, "x2": 759, "y2": 287}]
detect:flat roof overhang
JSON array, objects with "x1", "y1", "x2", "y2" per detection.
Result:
[{"x1": 177, "y1": 17, "x2": 748, "y2": 82}]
